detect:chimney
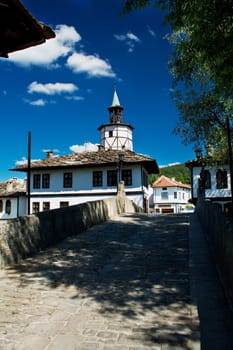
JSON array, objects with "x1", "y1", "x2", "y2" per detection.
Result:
[
  {"x1": 98, "y1": 145, "x2": 105, "y2": 152},
  {"x1": 46, "y1": 151, "x2": 53, "y2": 159}
]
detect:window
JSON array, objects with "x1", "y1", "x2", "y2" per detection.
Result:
[
  {"x1": 33, "y1": 174, "x2": 41, "y2": 189},
  {"x1": 5, "y1": 200, "x2": 11, "y2": 214},
  {"x1": 32, "y1": 202, "x2": 40, "y2": 213},
  {"x1": 122, "y1": 169, "x2": 132, "y2": 186},
  {"x1": 42, "y1": 174, "x2": 50, "y2": 188},
  {"x1": 60, "y1": 201, "x2": 69, "y2": 208},
  {"x1": 204, "y1": 170, "x2": 211, "y2": 189},
  {"x1": 142, "y1": 170, "x2": 148, "y2": 187},
  {"x1": 174, "y1": 192, "x2": 177, "y2": 199},
  {"x1": 93, "y1": 171, "x2": 103, "y2": 187},
  {"x1": 0, "y1": 200, "x2": 2, "y2": 213},
  {"x1": 107, "y1": 170, "x2": 118, "y2": 186},
  {"x1": 63, "y1": 172, "x2": 72, "y2": 188},
  {"x1": 161, "y1": 192, "x2": 168, "y2": 200},
  {"x1": 109, "y1": 130, "x2": 113, "y2": 137},
  {"x1": 216, "y1": 169, "x2": 228, "y2": 189},
  {"x1": 43, "y1": 202, "x2": 50, "y2": 211}
]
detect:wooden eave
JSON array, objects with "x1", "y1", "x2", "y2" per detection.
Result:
[
  {"x1": 0, "y1": 0, "x2": 55, "y2": 58},
  {"x1": 0, "y1": 191, "x2": 26, "y2": 198},
  {"x1": 98, "y1": 123, "x2": 134, "y2": 131}
]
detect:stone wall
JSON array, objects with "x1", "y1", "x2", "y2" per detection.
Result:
[
  {"x1": 0, "y1": 195, "x2": 139, "y2": 268},
  {"x1": 195, "y1": 197, "x2": 233, "y2": 299}
]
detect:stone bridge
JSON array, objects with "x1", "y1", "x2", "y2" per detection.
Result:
[{"x1": 0, "y1": 209, "x2": 233, "y2": 350}]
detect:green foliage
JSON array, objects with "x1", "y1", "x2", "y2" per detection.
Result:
[
  {"x1": 121, "y1": 0, "x2": 233, "y2": 156},
  {"x1": 122, "y1": 1, "x2": 233, "y2": 95},
  {"x1": 149, "y1": 163, "x2": 190, "y2": 186}
]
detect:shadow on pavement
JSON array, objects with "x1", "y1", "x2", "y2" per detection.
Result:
[{"x1": 5, "y1": 213, "x2": 199, "y2": 348}]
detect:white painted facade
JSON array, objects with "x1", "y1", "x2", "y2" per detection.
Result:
[
  {"x1": 153, "y1": 186, "x2": 192, "y2": 213},
  {"x1": 0, "y1": 178, "x2": 27, "y2": 219},
  {"x1": 29, "y1": 164, "x2": 149, "y2": 213},
  {"x1": 152, "y1": 176, "x2": 192, "y2": 214},
  {"x1": 0, "y1": 196, "x2": 26, "y2": 219},
  {"x1": 99, "y1": 124, "x2": 133, "y2": 151},
  {"x1": 189, "y1": 164, "x2": 232, "y2": 211}
]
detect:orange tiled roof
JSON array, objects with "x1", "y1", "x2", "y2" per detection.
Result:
[{"x1": 152, "y1": 175, "x2": 191, "y2": 189}]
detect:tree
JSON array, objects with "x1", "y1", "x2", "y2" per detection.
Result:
[
  {"x1": 167, "y1": 28, "x2": 233, "y2": 155},
  {"x1": 122, "y1": 1, "x2": 233, "y2": 95},
  {"x1": 149, "y1": 163, "x2": 190, "y2": 185},
  {"x1": 122, "y1": 0, "x2": 233, "y2": 154}
]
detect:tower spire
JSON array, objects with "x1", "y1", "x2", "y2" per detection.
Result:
[{"x1": 108, "y1": 86, "x2": 123, "y2": 123}]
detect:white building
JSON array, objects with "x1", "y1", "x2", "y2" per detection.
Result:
[
  {"x1": 152, "y1": 175, "x2": 192, "y2": 214},
  {"x1": 0, "y1": 178, "x2": 26, "y2": 219},
  {"x1": 12, "y1": 89, "x2": 159, "y2": 214},
  {"x1": 186, "y1": 159, "x2": 232, "y2": 212}
]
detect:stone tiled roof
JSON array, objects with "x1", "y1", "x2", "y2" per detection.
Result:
[
  {"x1": 0, "y1": 178, "x2": 26, "y2": 197},
  {"x1": 11, "y1": 150, "x2": 159, "y2": 174},
  {"x1": 152, "y1": 175, "x2": 191, "y2": 189}
]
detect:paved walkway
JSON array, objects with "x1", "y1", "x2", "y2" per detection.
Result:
[{"x1": 0, "y1": 213, "x2": 232, "y2": 350}]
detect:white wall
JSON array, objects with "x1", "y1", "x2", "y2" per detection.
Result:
[
  {"x1": 192, "y1": 165, "x2": 231, "y2": 199},
  {"x1": 153, "y1": 186, "x2": 191, "y2": 213},
  {"x1": 100, "y1": 125, "x2": 133, "y2": 151},
  {"x1": 153, "y1": 186, "x2": 191, "y2": 204},
  {"x1": 29, "y1": 165, "x2": 147, "y2": 213},
  {"x1": 0, "y1": 197, "x2": 25, "y2": 219}
]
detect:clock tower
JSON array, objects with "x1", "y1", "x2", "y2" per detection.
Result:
[{"x1": 98, "y1": 88, "x2": 134, "y2": 151}]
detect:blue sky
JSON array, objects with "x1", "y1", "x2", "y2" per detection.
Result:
[{"x1": 0, "y1": 0, "x2": 194, "y2": 181}]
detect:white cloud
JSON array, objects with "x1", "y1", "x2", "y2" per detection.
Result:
[
  {"x1": 160, "y1": 162, "x2": 181, "y2": 168},
  {"x1": 126, "y1": 32, "x2": 140, "y2": 42},
  {"x1": 65, "y1": 95, "x2": 84, "y2": 101},
  {"x1": 70, "y1": 142, "x2": 99, "y2": 153},
  {"x1": 15, "y1": 157, "x2": 41, "y2": 165},
  {"x1": 5, "y1": 23, "x2": 116, "y2": 79},
  {"x1": 114, "y1": 32, "x2": 140, "y2": 42},
  {"x1": 147, "y1": 26, "x2": 157, "y2": 38},
  {"x1": 67, "y1": 52, "x2": 115, "y2": 77},
  {"x1": 42, "y1": 149, "x2": 60, "y2": 155},
  {"x1": 114, "y1": 31, "x2": 140, "y2": 52},
  {"x1": 27, "y1": 99, "x2": 47, "y2": 106},
  {"x1": 28, "y1": 81, "x2": 78, "y2": 95},
  {"x1": 15, "y1": 157, "x2": 28, "y2": 166},
  {"x1": 8, "y1": 24, "x2": 81, "y2": 67}
]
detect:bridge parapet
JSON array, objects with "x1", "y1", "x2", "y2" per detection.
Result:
[
  {"x1": 0, "y1": 194, "x2": 140, "y2": 268},
  {"x1": 196, "y1": 196, "x2": 233, "y2": 301}
]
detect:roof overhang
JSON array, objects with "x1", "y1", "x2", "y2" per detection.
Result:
[
  {"x1": 10, "y1": 150, "x2": 159, "y2": 175},
  {"x1": 98, "y1": 123, "x2": 134, "y2": 131},
  {"x1": 0, "y1": 0, "x2": 55, "y2": 58}
]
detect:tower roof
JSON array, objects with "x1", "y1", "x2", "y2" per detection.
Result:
[{"x1": 109, "y1": 88, "x2": 123, "y2": 109}]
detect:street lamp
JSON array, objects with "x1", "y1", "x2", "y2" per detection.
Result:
[
  {"x1": 118, "y1": 153, "x2": 125, "y2": 183},
  {"x1": 195, "y1": 147, "x2": 206, "y2": 198},
  {"x1": 195, "y1": 146, "x2": 202, "y2": 161}
]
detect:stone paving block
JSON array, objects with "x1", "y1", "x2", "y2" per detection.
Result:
[
  {"x1": 0, "y1": 214, "x2": 203, "y2": 350},
  {"x1": 16, "y1": 335, "x2": 51, "y2": 350},
  {"x1": 47, "y1": 336, "x2": 100, "y2": 350}
]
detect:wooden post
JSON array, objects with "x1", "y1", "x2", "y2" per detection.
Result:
[
  {"x1": 226, "y1": 117, "x2": 233, "y2": 215},
  {"x1": 27, "y1": 131, "x2": 31, "y2": 215}
]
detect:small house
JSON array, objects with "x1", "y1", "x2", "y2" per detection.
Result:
[
  {"x1": 0, "y1": 178, "x2": 26, "y2": 219},
  {"x1": 152, "y1": 175, "x2": 192, "y2": 214}
]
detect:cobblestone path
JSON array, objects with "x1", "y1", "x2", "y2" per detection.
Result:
[{"x1": 0, "y1": 214, "x2": 199, "y2": 350}]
